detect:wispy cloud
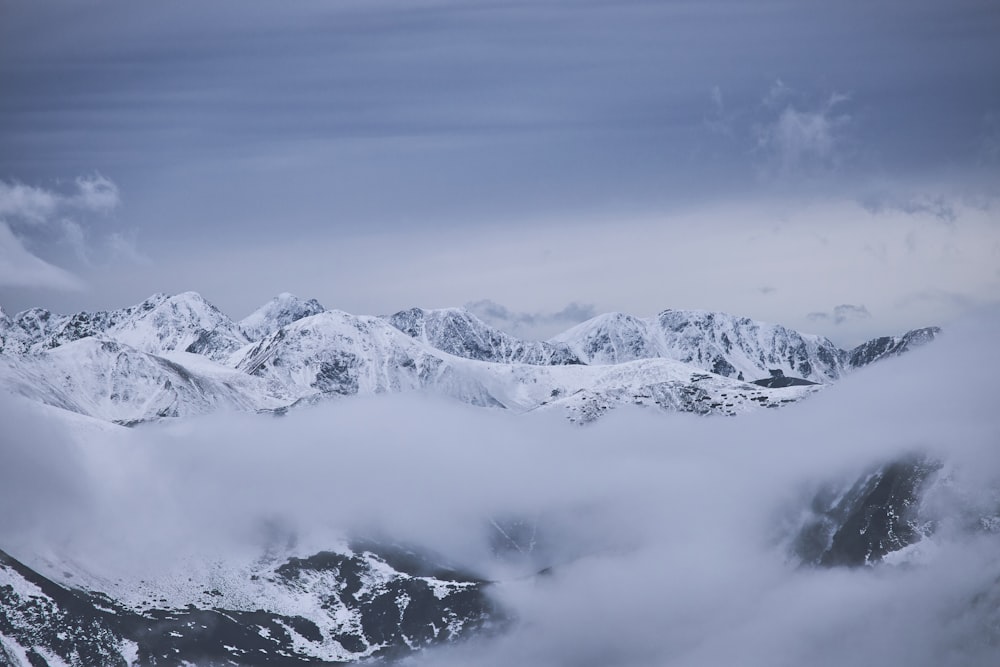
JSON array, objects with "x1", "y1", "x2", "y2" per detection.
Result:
[
  {"x1": 466, "y1": 299, "x2": 597, "y2": 340},
  {"x1": 107, "y1": 230, "x2": 151, "y2": 266},
  {"x1": 0, "y1": 181, "x2": 60, "y2": 225},
  {"x1": 70, "y1": 174, "x2": 120, "y2": 213},
  {"x1": 808, "y1": 303, "x2": 871, "y2": 325},
  {"x1": 859, "y1": 192, "x2": 959, "y2": 225},
  {"x1": 0, "y1": 223, "x2": 84, "y2": 290},
  {"x1": 0, "y1": 175, "x2": 119, "y2": 225},
  {"x1": 762, "y1": 78, "x2": 793, "y2": 109},
  {"x1": 755, "y1": 86, "x2": 852, "y2": 177},
  {"x1": 895, "y1": 289, "x2": 981, "y2": 313},
  {"x1": 704, "y1": 84, "x2": 736, "y2": 137},
  {"x1": 979, "y1": 111, "x2": 1000, "y2": 164},
  {"x1": 834, "y1": 303, "x2": 871, "y2": 324},
  {"x1": 3, "y1": 307, "x2": 999, "y2": 667},
  {"x1": 0, "y1": 174, "x2": 124, "y2": 291}
]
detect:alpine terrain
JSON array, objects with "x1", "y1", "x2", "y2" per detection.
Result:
[
  {"x1": 0, "y1": 291, "x2": 938, "y2": 426},
  {"x1": 3, "y1": 291, "x2": 985, "y2": 667}
]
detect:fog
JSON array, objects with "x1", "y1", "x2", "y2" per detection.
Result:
[{"x1": 2, "y1": 311, "x2": 999, "y2": 665}]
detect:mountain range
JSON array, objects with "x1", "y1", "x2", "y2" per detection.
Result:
[
  {"x1": 0, "y1": 291, "x2": 939, "y2": 426},
  {"x1": 2, "y1": 291, "x2": 982, "y2": 667}
]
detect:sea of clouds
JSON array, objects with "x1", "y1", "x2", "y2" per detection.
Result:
[{"x1": 1, "y1": 310, "x2": 998, "y2": 666}]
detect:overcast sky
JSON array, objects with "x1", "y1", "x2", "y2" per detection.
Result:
[{"x1": 1, "y1": 0, "x2": 998, "y2": 344}]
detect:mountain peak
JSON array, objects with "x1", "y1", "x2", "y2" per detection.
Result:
[
  {"x1": 386, "y1": 306, "x2": 583, "y2": 365},
  {"x1": 0, "y1": 293, "x2": 942, "y2": 425},
  {"x1": 554, "y1": 307, "x2": 843, "y2": 382},
  {"x1": 239, "y1": 293, "x2": 326, "y2": 341},
  {"x1": 846, "y1": 326, "x2": 940, "y2": 368},
  {"x1": 103, "y1": 291, "x2": 246, "y2": 360},
  {"x1": 550, "y1": 312, "x2": 654, "y2": 365}
]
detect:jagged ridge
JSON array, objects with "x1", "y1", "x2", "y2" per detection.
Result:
[
  {"x1": 386, "y1": 307, "x2": 583, "y2": 366},
  {"x1": 0, "y1": 541, "x2": 502, "y2": 666},
  {"x1": 0, "y1": 292, "x2": 938, "y2": 426}
]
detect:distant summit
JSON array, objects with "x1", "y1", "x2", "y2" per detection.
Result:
[
  {"x1": 239, "y1": 292, "x2": 326, "y2": 341},
  {"x1": 386, "y1": 306, "x2": 582, "y2": 365}
]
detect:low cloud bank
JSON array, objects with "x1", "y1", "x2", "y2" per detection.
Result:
[
  {"x1": 1, "y1": 310, "x2": 999, "y2": 666},
  {"x1": 465, "y1": 299, "x2": 597, "y2": 340}
]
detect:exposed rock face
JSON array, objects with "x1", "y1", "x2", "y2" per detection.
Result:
[
  {"x1": 0, "y1": 542, "x2": 503, "y2": 666},
  {"x1": 0, "y1": 292, "x2": 940, "y2": 426},
  {"x1": 0, "y1": 338, "x2": 279, "y2": 424},
  {"x1": 792, "y1": 455, "x2": 943, "y2": 567},
  {"x1": 846, "y1": 327, "x2": 941, "y2": 369},
  {"x1": 0, "y1": 293, "x2": 250, "y2": 362},
  {"x1": 239, "y1": 293, "x2": 326, "y2": 341},
  {"x1": 552, "y1": 309, "x2": 847, "y2": 383},
  {"x1": 0, "y1": 293, "x2": 967, "y2": 665},
  {"x1": 233, "y1": 310, "x2": 498, "y2": 406},
  {"x1": 386, "y1": 307, "x2": 583, "y2": 365}
]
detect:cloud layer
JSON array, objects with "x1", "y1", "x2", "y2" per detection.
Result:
[
  {"x1": 465, "y1": 299, "x2": 597, "y2": 340},
  {"x1": 0, "y1": 0, "x2": 997, "y2": 344},
  {"x1": 1, "y1": 308, "x2": 998, "y2": 666}
]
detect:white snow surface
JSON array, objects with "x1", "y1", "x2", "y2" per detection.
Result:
[
  {"x1": 106, "y1": 292, "x2": 248, "y2": 360},
  {"x1": 0, "y1": 339, "x2": 281, "y2": 423},
  {"x1": 19, "y1": 538, "x2": 475, "y2": 664},
  {"x1": 0, "y1": 292, "x2": 248, "y2": 361},
  {"x1": 0, "y1": 292, "x2": 842, "y2": 425},
  {"x1": 238, "y1": 292, "x2": 325, "y2": 341},
  {"x1": 385, "y1": 306, "x2": 581, "y2": 365},
  {"x1": 552, "y1": 308, "x2": 844, "y2": 382}
]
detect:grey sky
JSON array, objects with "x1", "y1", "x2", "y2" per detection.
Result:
[{"x1": 1, "y1": 0, "x2": 998, "y2": 344}]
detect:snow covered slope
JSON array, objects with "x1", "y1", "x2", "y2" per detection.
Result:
[
  {"x1": 845, "y1": 326, "x2": 940, "y2": 369},
  {"x1": 1, "y1": 541, "x2": 501, "y2": 666},
  {"x1": 552, "y1": 309, "x2": 845, "y2": 382},
  {"x1": 1, "y1": 292, "x2": 249, "y2": 362},
  {"x1": 0, "y1": 339, "x2": 281, "y2": 424},
  {"x1": 387, "y1": 307, "x2": 582, "y2": 365},
  {"x1": 106, "y1": 291, "x2": 249, "y2": 361},
  {"x1": 230, "y1": 309, "x2": 820, "y2": 422},
  {"x1": 453, "y1": 355, "x2": 820, "y2": 422},
  {"x1": 239, "y1": 292, "x2": 326, "y2": 341},
  {"x1": 234, "y1": 310, "x2": 503, "y2": 408},
  {"x1": 0, "y1": 292, "x2": 939, "y2": 425}
]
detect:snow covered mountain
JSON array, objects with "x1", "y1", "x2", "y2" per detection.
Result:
[
  {"x1": 0, "y1": 292, "x2": 971, "y2": 667},
  {"x1": 0, "y1": 292, "x2": 937, "y2": 426},
  {"x1": 239, "y1": 292, "x2": 326, "y2": 341},
  {"x1": 386, "y1": 307, "x2": 582, "y2": 365},
  {"x1": 845, "y1": 326, "x2": 941, "y2": 369},
  {"x1": 0, "y1": 540, "x2": 501, "y2": 666},
  {"x1": 107, "y1": 292, "x2": 249, "y2": 362},
  {"x1": 791, "y1": 455, "x2": 943, "y2": 568},
  {"x1": 234, "y1": 309, "x2": 504, "y2": 409},
  {"x1": 551, "y1": 309, "x2": 846, "y2": 383},
  {"x1": 0, "y1": 339, "x2": 281, "y2": 425},
  {"x1": 0, "y1": 292, "x2": 249, "y2": 362}
]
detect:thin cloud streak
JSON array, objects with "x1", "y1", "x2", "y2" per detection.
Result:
[{"x1": 465, "y1": 299, "x2": 597, "y2": 340}]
